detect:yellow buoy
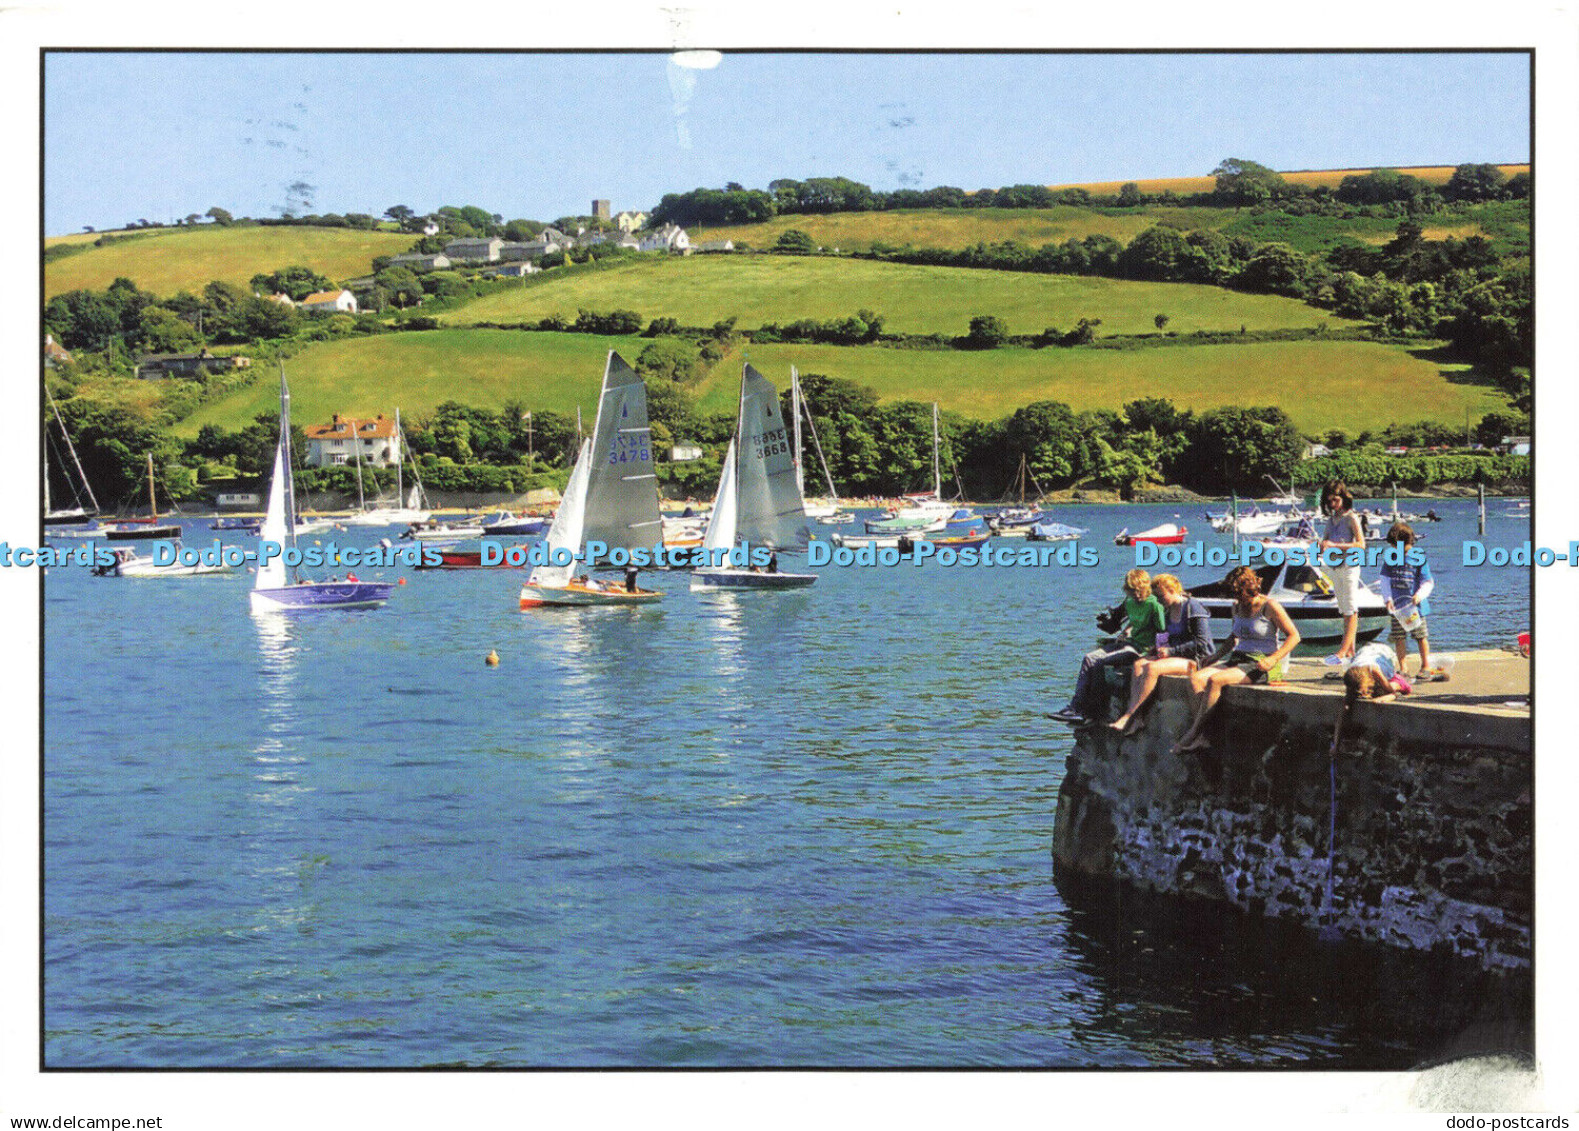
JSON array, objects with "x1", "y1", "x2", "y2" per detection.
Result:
[{"x1": 485, "y1": 649, "x2": 500, "y2": 667}]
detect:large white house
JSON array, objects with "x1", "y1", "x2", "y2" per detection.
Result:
[
  {"x1": 300, "y1": 289, "x2": 358, "y2": 314},
  {"x1": 303, "y1": 414, "x2": 403, "y2": 468},
  {"x1": 638, "y1": 223, "x2": 690, "y2": 253}
]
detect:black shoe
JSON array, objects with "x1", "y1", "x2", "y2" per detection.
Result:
[{"x1": 1047, "y1": 706, "x2": 1085, "y2": 723}]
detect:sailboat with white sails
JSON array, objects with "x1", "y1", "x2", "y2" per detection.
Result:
[
  {"x1": 789, "y1": 367, "x2": 847, "y2": 522},
  {"x1": 692, "y1": 364, "x2": 815, "y2": 592},
  {"x1": 250, "y1": 364, "x2": 397, "y2": 612},
  {"x1": 518, "y1": 351, "x2": 665, "y2": 608},
  {"x1": 343, "y1": 408, "x2": 432, "y2": 525},
  {"x1": 864, "y1": 403, "x2": 974, "y2": 533}
]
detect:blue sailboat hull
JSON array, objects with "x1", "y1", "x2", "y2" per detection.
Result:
[{"x1": 250, "y1": 581, "x2": 396, "y2": 612}]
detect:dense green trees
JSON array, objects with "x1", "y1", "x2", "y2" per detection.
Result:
[
  {"x1": 249, "y1": 266, "x2": 333, "y2": 301},
  {"x1": 773, "y1": 229, "x2": 817, "y2": 255}
]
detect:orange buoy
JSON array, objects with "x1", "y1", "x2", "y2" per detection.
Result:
[{"x1": 485, "y1": 649, "x2": 500, "y2": 667}]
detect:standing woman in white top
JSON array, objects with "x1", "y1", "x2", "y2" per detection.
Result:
[{"x1": 1318, "y1": 479, "x2": 1365, "y2": 661}]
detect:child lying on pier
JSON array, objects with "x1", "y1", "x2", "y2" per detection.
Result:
[{"x1": 1329, "y1": 642, "x2": 1414, "y2": 752}]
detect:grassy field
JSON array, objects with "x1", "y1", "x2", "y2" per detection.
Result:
[
  {"x1": 684, "y1": 201, "x2": 1524, "y2": 258},
  {"x1": 1057, "y1": 165, "x2": 1528, "y2": 195},
  {"x1": 172, "y1": 327, "x2": 1501, "y2": 439},
  {"x1": 45, "y1": 225, "x2": 414, "y2": 299},
  {"x1": 686, "y1": 206, "x2": 1226, "y2": 252},
  {"x1": 173, "y1": 331, "x2": 637, "y2": 437},
  {"x1": 447, "y1": 255, "x2": 1353, "y2": 338},
  {"x1": 683, "y1": 339, "x2": 1503, "y2": 436}
]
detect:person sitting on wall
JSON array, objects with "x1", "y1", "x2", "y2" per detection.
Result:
[
  {"x1": 1050, "y1": 568, "x2": 1166, "y2": 727},
  {"x1": 1170, "y1": 565, "x2": 1300, "y2": 754},
  {"x1": 1109, "y1": 572, "x2": 1215, "y2": 735}
]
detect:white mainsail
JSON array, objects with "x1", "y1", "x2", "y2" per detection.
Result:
[
  {"x1": 582, "y1": 352, "x2": 664, "y2": 555},
  {"x1": 736, "y1": 364, "x2": 809, "y2": 551},
  {"x1": 255, "y1": 366, "x2": 298, "y2": 594}
]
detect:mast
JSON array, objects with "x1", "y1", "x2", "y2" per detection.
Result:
[
  {"x1": 931, "y1": 403, "x2": 942, "y2": 498},
  {"x1": 147, "y1": 453, "x2": 158, "y2": 521},
  {"x1": 736, "y1": 362, "x2": 748, "y2": 508},
  {"x1": 395, "y1": 408, "x2": 404, "y2": 506},
  {"x1": 46, "y1": 386, "x2": 99, "y2": 514},
  {"x1": 280, "y1": 364, "x2": 299, "y2": 569},
  {"x1": 351, "y1": 415, "x2": 366, "y2": 513},
  {"x1": 791, "y1": 366, "x2": 804, "y2": 496}
]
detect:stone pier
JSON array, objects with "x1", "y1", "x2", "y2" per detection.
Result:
[{"x1": 1052, "y1": 651, "x2": 1532, "y2": 973}]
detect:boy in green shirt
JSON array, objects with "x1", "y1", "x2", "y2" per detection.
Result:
[{"x1": 1050, "y1": 568, "x2": 1167, "y2": 726}]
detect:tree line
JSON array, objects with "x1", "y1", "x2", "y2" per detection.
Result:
[{"x1": 647, "y1": 161, "x2": 1528, "y2": 226}]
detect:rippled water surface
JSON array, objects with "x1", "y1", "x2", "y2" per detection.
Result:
[{"x1": 43, "y1": 501, "x2": 1530, "y2": 1067}]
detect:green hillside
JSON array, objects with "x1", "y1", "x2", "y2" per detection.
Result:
[
  {"x1": 173, "y1": 328, "x2": 1501, "y2": 439},
  {"x1": 689, "y1": 339, "x2": 1501, "y2": 435},
  {"x1": 45, "y1": 225, "x2": 413, "y2": 299},
  {"x1": 174, "y1": 331, "x2": 635, "y2": 437},
  {"x1": 449, "y1": 255, "x2": 1351, "y2": 338},
  {"x1": 686, "y1": 202, "x2": 1528, "y2": 258}
]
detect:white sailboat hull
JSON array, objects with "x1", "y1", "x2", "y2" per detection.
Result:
[
  {"x1": 344, "y1": 507, "x2": 432, "y2": 526},
  {"x1": 114, "y1": 558, "x2": 233, "y2": 578}
]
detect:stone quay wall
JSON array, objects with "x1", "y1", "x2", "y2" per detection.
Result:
[{"x1": 1052, "y1": 675, "x2": 1531, "y2": 972}]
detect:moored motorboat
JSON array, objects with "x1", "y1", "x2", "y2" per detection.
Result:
[
  {"x1": 401, "y1": 518, "x2": 486, "y2": 542},
  {"x1": 94, "y1": 544, "x2": 235, "y2": 578},
  {"x1": 1186, "y1": 561, "x2": 1388, "y2": 646},
  {"x1": 480, "y1": 512, "x2": 548, "y2": 537},
  {"x1": 1027, "y1": 519, "x2": 1088, "y2": 542},
  {"x1": 1115, "y1": 522, "x2": 1187, "y2": 546}
]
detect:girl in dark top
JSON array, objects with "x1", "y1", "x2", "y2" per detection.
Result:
[{"x1": 1109, "y1": 573, "x2": 1214, "y2": 735}]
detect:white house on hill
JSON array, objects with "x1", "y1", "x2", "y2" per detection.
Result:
[
  {"x1": 300, "y1": 289, "x2": 358, "y2": 314},
  {"x1": 303, "y1": 414, "x2": 403, "y2": 468},
  {"x1": 639, "y1": 223, "x2": 690, "y2": 253}
]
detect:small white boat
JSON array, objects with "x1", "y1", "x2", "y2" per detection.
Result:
[
  {"x1": 520, "y1": 352, "x2": 664, "y2": 609},
  {"x1": 402, "y1": 519, "x2": 486, "y2": 541},
  {"x1": 1188, "y1": 561, "x2": 1388, "y2": 645},
  {"x1": 828, "y1": 531, "x2": 923, "y2": 551},
  {"x1": 94, "y1": 545, "x2": 234, "y2": 578},
  {"x1": 250, "y1": 365, "x2": 397, "y2": 613},
  {"x1": 692, "y1": 365, "x2": 816, "y2": 593}
]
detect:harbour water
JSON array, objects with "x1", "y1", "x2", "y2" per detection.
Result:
[{"x1": 42, "y1": 499, "x2": 1532, "y2": 1067}]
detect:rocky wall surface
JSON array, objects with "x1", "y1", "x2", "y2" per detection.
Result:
[{"x1": 1051, "y1": 679, "x2": 1532, "y2": 972}]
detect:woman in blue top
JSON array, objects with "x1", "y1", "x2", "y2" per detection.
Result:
[
  {"x1": 1109, "y1": 573, "x2": 1213, "y2": 735},
  {"x1": 1171, "y1": 565, "x2": 1300, "y2": 754}
]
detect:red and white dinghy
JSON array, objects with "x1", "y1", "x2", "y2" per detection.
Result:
[{"x1": 1114, "y1": 522, "x2": 1188, "y2": 546}]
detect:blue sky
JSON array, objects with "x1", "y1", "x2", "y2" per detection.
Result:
[{"x1": 43, "y1": 51, "x2": 1530, "y2": 235}]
